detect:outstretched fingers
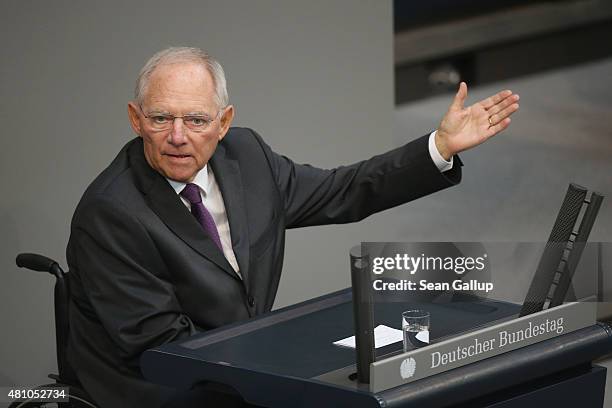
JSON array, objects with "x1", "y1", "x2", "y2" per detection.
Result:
[
  {"x1": 488, "y1": 102, "x2": 519, "y2": 127},
  {"x1": 451, "y1": 82, "x2": 468, "y2": 110},
  {"x1": 486, "y1": 117, "x2": 512, "y2": 138},
  {"x1": 486, "y1": 93, "x2": 519, "y2": 116},
  {"x1": 479, "y1": 90, "x2": 513, "y2": 110}
]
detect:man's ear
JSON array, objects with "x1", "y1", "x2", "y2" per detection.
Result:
[
  {"x1": 217, "y1": 105, "x2": 235, "y2": 141},
  {"x1": 127, "y1": 101, "x2": 143, "y2": 136}
]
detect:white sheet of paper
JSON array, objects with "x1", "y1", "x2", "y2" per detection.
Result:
[
  {"x1": 416, "y1": 330, "x2": 430, "y2": 343},
  {"x1": 333, "y1": 325, "x2": 403, "y2": 349}
]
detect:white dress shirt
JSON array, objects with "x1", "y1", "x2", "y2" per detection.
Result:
[
  {"x1": 166, "y1": 131, "x2": 452, "y2": 278},
  {"x1": 428, "y1": 130, "x2": 454, "y2": 172}
]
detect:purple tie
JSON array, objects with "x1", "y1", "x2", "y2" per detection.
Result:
[{"x1": 180, "y1": 183, "x2": 223, "y2": 251}]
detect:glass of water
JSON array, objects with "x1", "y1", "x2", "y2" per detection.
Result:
[{"x1": 402, "y1": 310, "x2": 430, "y2": 351}]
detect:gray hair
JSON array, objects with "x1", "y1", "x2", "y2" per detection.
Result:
[{"x1": 134, "y1": 47, "x2": 229, "y2": 108}]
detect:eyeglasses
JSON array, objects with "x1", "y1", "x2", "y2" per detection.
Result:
[{"x1": 139, "y1": 104, "x2": 221, "y2": 133}]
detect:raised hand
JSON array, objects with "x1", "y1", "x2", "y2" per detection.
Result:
[{"x1": 435, "y1": 82, "x2": 519, "y2": 160}]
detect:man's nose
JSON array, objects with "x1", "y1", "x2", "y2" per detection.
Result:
[{"x1": 168, "y1": 118, "x2": 187, "y2": 145}]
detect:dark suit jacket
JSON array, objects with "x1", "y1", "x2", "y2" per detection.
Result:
[{"x1": 66, "y1": 127, "x2": 461, "y2": 408}]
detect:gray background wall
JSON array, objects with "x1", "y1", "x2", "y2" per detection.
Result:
[{"x1": 1, "y1": 0, "x2": 611, "y2": 397}]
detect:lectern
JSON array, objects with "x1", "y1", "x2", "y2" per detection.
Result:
[
  {"x1": 142, "y1": 184, "x2": 609, "y2": 406},
  {"x1": 142, "y1": 288, "x2": 612, "y2": 407}
]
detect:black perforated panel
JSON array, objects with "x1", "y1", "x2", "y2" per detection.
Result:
[{"x1": 519, "y1": 184, "x2": 587, "y2": 316}]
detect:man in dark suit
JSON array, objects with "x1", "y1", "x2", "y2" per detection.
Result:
[{"x1": 66, "y1": 47, "x2": 519, "y2": 408}]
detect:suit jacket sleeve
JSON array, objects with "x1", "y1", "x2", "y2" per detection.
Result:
[
  {"x1": 250, "y1": 129, "x2": 462, "y2": 228},
  {"x1": 70, "y1": 195, "x2": 197, "y2": 367}
]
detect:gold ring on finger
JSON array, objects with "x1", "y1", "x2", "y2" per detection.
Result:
[{"x1": 488, "y1": 116, "x2": 493, "y2": 126}]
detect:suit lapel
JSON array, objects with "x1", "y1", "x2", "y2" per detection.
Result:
[
  {"x1": 127, "y1": 138, "x2": 238, "y2": 279},
  {"x1": 210, "y1": 142, "x2": 251, "y2": 285}
]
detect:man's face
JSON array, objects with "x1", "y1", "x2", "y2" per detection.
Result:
[{"x1": 128, "y1": 62, "x2": 234, "y2": 183}]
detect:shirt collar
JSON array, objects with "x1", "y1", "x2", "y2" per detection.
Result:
[{"x1": 167, "y1": 165, "x2": 210, "y2": 197}]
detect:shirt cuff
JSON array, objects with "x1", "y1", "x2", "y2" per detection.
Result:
[{"x1": 428, "y1": 130, "x2": 453, "y2": 172}]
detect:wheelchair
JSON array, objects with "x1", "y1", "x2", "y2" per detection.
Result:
[{"x1": 9, "y1": 253, "x2": 99, "y2": 408}]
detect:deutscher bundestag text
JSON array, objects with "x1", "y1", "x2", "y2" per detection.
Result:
[{"x1": 431, "y1": 318, "x2": 564, "y2": 368}]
